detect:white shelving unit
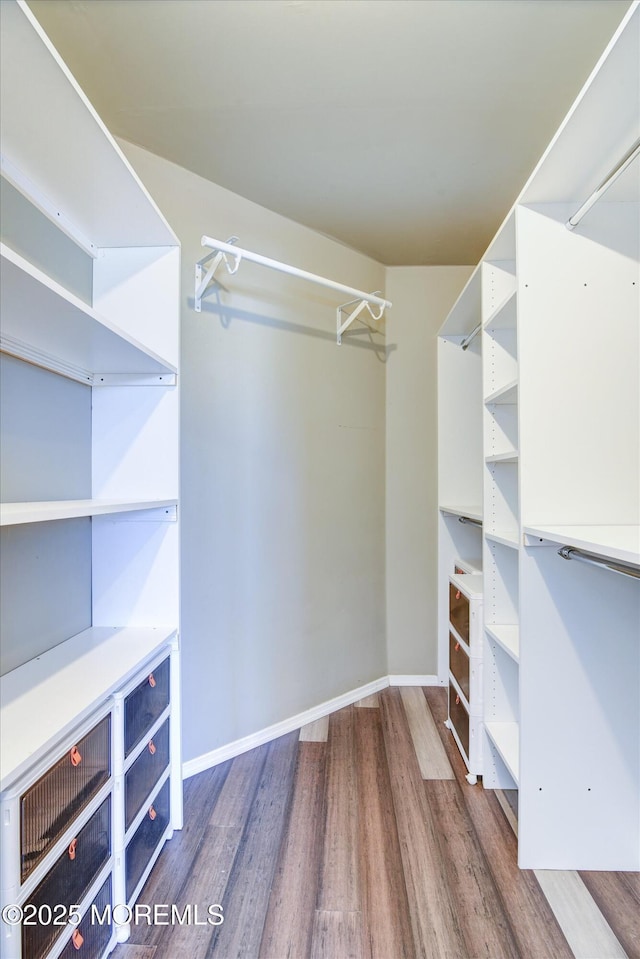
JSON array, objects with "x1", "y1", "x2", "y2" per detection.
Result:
[
  {"x1": 0, "y1": 1, "x2": 182, "y2": 953},
  {"x1": 437, "y1": 0, "x2": 640, "y2": 870}
]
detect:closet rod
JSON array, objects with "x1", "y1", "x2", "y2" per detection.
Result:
[
  {"x1": 557, "y1": 546, "x2": 640, "y2": 580},
  {"x1": 567, "y1": 136, "x2": 640, "y2": 230},
  {"x1": 197, "y1": 235, "x2": 391, "y2": 344},
  {"x1": 459, "y1": 516, "x2": 483, "y2": 529},
  {"x1": 460, "y1": 322, "x2": 482, "y2": 351}
]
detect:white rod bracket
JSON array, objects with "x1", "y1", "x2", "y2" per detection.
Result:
[
  {"x1": 194, "y1": 237, "x2": 241, "y2": 312},
  {"x1": 337, "y1": 294, "x2": 386, "y2": 345}
]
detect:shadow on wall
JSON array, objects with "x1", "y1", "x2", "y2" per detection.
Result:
[{"x1": 189, "y1": 292, "x2": 396, "y2": 363}]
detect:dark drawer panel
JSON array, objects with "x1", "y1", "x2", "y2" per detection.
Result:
[
  {"x1": 449, "y1": 681, "x2": 470, "y2": 759},
  {"x1": 125, "y1": 777, "x2": 170, "y2": 902},
  {"x1": 124, "y1": 658, "x2": 170, "y2": 758},
  {"x1": 23, "y1": 796, "x2": 111, "y2": 959},
  {"x1": 449, "y1": 583, "x2": 470, "y2": 643},
  {"x1": 449, "y1": 633, "x2": 470, "y2": 701},
  {"x1": 125, "y1": 718, "x2": 170, "y2": 831},
  {"x1": 21, "y1": 715, "x2": 111, "y2": 883},
  {"x1": 58, "y1": 874, "x2": 112, "y2": 959}
]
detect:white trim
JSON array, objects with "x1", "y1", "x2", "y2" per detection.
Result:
[
  {"x1": 182, "y1": 676, "x2": 389, "y2": 779},
  {"x1": 388, "y1": 674, "x2": 442, "y2": 686}
]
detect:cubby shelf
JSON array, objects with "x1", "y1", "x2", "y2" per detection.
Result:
[
  {"x1": 486, "y1": 451, "x2": 519, "y2": 464},
  {"x1": 485, "y1": 530, "x2": 520, "y2": 549},
  {"x1": 0, "y1": 499, "x2": 178, "y2": 527},
  {"x1": 484, "y1": 380, "x2": 518, "y2": 405},
  {"x1": 484, "y1": 289, "x2": 517, "y2": 332},
  {"x1": 486, "y1": 624, "x2": 520, "y2": 662},
  {"x1": 485, "y1": 721, "x2": 520, "y2": 784}
]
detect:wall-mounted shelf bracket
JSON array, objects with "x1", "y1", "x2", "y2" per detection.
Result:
[
  {"x1": 336, "y1": 295, "x2": 385, "y2": 346},
  {"x1": 194, "y1": 237, "x2": 241, "y2": 312},
  {"x1": 196, "y1": 235, "x2": 391, "y2": 341}
]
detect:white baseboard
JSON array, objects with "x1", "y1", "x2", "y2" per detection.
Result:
[
  {"x1": 388, "y1": 674, "x2": 442, "y2": 686},
  {"x1": 182, "y1": 675, "x2": 390, "y2": 779}
]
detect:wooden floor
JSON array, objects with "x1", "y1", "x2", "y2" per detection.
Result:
[{"x1": 113, "y1": 687, "x2": 639, "y2": 959}]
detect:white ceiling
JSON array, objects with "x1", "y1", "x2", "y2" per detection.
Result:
[{"x1": 27, "y1": 0, "x2": 632, "y2": 266}]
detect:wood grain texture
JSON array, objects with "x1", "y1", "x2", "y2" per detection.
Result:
[
  {"x1": 424, "y1": 780, "x2": 520, "y2": 958},
  {"x1": 206, "y1": 732, "x2": 299, "y2": 958},
  {"x1": 208, "y1": 744, "x2": 269, "y2": 828},
  {"x1": 316, "y1": 707, "x2": 360, "y2": 913},
  {"x1": 259, "y1": 742, "x2": 326, "y2": 959},
  {"x1": 379, "y1": 688, "x2": 466, "y2": 958},
  {"x1": 111, "y1": 947, "x2": 157, "y2": 958},
  {"x1": 580, "y1": 871, "x2": 640, "y2": 959},
  {"x1": 299, "y1": 716, "x2": 329, "y2": 741},
  {"x1": 535, "y1": 870, "x2": 627, "y2": 959},
  {"x1": 121, "y1": 761, "x2": 232, "y2": 948},
  {"x1": 310, "y1": 910, "x2": 364, "y2": 959},
  {"x1": 400, "y1": 685, "x2": 454, "y2": 780},
  {"x1": 424, "y1": 685, "x2": 574, "y2": 959},
  {"x1": 354, "y1": 708, "x2": 415, "y2": 959},
  {"x1": 354, "y1": 693, "x2": 379, "y2": 708}
]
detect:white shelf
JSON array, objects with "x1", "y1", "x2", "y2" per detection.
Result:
[
  {"x1": 484, "y1": 290, "x2": 517, "y2": 332},
  {"x1": 0, "y1": 244, "x2": 177, "y2": 384},
  {"x1": 485, "y1": 721, "x2": 520, "y2": 784},
  {"x1": 439, "y1": 505, "x2": 483, "y2": 524},
  {"x1": 0, "y1": 499, "x2": 177, "y2": 526},
  {"x1": 485, "y1": 530, "x2": 520, "y2": 550},
  {"x1": 450, "y1": 571, "x2": 483, "y2": 599},
  {"x1": 524, "y1": 524, "x2": 640, "y2": 568},
  {"x1": 438, "y1": 268, "x2": 481, "y2": 338},
  {"x1": 486, "y1": 451, "x2": 519, "y2": 464},
  {"x1": 454, "y1": 557, "x2": 483, "y2": 575},
  {"x1": 486, "y1": 624, "x2": 520, "y2": 662},
  {"x1": 485, "y1": 379, "x2": 518, "y2": 405},
  {"x1": 0, "y1": 1, "x2": 177, "y2": 252},
  {"x1": 0, "y1": 626, "x2": 177, "y2": 790}
]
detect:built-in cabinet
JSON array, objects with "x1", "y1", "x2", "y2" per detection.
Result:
[
  {"x1": 438, "y1": 1, "x2": 639, "y2": 870},
  {"x1": 0, "y1": 2, "x2": 181, "y2": 954}
]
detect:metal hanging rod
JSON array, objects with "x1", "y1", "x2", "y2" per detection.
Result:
[
  {"x1": 460, "y1": 322, "x2": 482, "y2": 351},
  {"x1": 567, "y1": 136, "x2": 640, "y2": 230},
  {"x1": 458, "y1": 516, "x2": 483, "y2": 529},
  {"x1": 557, "y1": 546, "x2": 640, "y2": 580},
  {"x1": 195, "y1": 235, "x2": 392, "y2": 345}
]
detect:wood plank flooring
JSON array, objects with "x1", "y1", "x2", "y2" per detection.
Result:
[{"x1": 113, "y1": 687, "x2": 639, "y2": 959}]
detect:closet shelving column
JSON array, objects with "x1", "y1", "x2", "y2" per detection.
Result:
[
  {"x1": 0, "y1": 0, "x2": 182, "y2": 951},
  {"x1": 437, "y1": 270, "x2": 485, "y2": 777},
  {"x1": 481, "y1": 238, "x2": 520, "y2": 789}
]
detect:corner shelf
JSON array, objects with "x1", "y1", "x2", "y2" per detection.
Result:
[{"x1": 485, "y1": 721, "x2": 520, "y2": 784}]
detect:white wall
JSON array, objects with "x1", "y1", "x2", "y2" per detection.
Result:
[
  {"x1": 120, "y1": 142, "x2": 388, "y2": 765},
  {"x1": 384, "y1": 267, "x2": 473, "y2": 676}
]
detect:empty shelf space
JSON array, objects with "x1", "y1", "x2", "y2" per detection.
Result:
[
  {"x1": 486, "y1": 450, "x2": 519, "y2": 464},
  {"x1": 485, "y1": 530, "x2": 520, "y2": 549},
  {"x1": 0, "y1": 499, "x2": 178, "y2": 526},
  {"x1": 485, "y1": 379, "x2": 518, "y2": 405},
  {"x1": 483, "y1": 290, "x2": 517, "y2": 332},
  {"x1": 524, "y1": 524, "x2": 640, "y2": 568},
  {"x1": 0, "y1": 626, "x2": 177, "y2": 790},
  {"x1": 1, "y1": 244, "x2": 177, "y2": 384},
  {"x1": 485, "y1": 722, "x2": 519, "y2": 784},
  {"x1": 454, "y1": 556, "x2": 483, "y2": 575},
  {"x1": 486, "y1": 624, "x2": 520, "y2": 662}
]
